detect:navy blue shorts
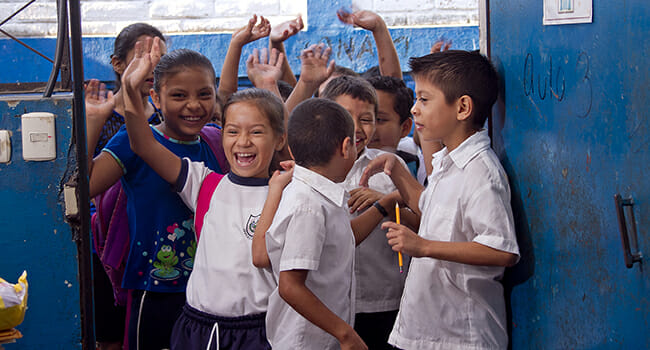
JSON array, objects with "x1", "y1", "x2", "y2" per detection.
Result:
[{"x1": 170, "y1": 303, "x2": 271, "y2": 350}]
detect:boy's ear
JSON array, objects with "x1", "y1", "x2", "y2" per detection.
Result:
[
  {"x1": 341, "y1": 136, "x2": 354, "y2": 159},
  {"x1": 399, "y1": 118, "x2": 413, "y2": 138},
  {"x1": 456, "y1": 95, "x2": 473, "y2": 122},
  {"x1": 150, "y1": 89, "x2": 162, "y2": 109},
  {"x1": 111, "y1": 56, "x2": 126, "y2": 76}
]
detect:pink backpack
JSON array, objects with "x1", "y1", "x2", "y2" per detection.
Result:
[{"x1": 91, "y1": 126, "x2": 228, "y2": 305}]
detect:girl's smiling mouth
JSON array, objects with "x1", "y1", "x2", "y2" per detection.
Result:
[{"x1": 235, "y1": 152, "x2": 257, "y2": 166}]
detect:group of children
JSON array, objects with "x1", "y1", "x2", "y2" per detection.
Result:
[{"x1": 86, "y1": 8, "x2": 520, "y2": 350}]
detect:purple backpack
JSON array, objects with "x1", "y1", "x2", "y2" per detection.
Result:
[{"x1": 91, "y1": 126, "x2": 228, "y2": 305}]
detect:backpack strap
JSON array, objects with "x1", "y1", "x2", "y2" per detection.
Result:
[
  {"x1": 195, "y1": 172, "x2": 224, "y2": 241},
  {"x1": 200, "y1": 126, "x2": 230, "y2": 174}
]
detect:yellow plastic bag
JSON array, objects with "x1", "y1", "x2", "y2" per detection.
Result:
[{"x1": 0, "y1": 271, "x2": 28, "y2": 331}]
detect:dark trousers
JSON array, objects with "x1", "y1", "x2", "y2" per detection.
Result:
[
  {"x1": 127, "y1": 289, "x2": 185, "y2": 350},
  {"x1": 355, "y1": 310, "x2": 399, "y2": 350},
  {"x1": 170, "y1": 303, "x2": 271, "y2": 350},
  {"x1": 93, "y1": 253, "x2": 126, "y2": 343}
]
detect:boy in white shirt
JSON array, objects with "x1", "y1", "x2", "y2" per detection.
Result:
[
  {"x1": 361, "y1": 50, "x2": 520, "y2": 349},
  {"x1": 321, "y1": 75, "x2": 417, "y2": 349},
  {"x1": 265, "y1": 98, "x2": 395, "y2": 350}
]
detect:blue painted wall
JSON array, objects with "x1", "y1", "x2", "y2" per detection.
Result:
[
  {"x1": 490, "y1": 0, "x2": 649, "y2": 348},
  {"x1": 0, "y1": 0, "x2": 478, "y2": 85},
  {"x1": 0, "y1": 94, "x2": 82, "y2": 349}
]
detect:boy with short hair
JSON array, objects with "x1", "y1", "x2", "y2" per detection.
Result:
[
  {"x1": 265, "y1": 98, "x2": 384, "y2": 350},
  {"x1": 322, "y1": 76, "x2": 415, "y2": 349},
  {"x1": 366, "y1": 75, "x2": 421, "y2": 180},
  {"x1": 361, "y1": 50, "x2": 520, "y2": 349}
]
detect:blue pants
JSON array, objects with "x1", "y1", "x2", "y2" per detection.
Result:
[{"x1": 171, "y1": 303, "x2": 271, "y2": 350}]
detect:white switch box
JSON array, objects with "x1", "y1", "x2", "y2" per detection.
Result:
[
  {"x1": 0, "y1": 130, "x2": 11, "y2": 163},
  {"x1": 21, "y1": 112, "x2": 56, "y2": 161}
]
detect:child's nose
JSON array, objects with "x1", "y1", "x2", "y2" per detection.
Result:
[
  {"x1": 410, "y1": 103, "x2": 418, "y2": 116},
  {"x1": 186, "y1": 98, "x2": 201, "y2": 110}
]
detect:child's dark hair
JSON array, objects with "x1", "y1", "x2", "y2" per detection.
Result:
[
  {"x1": 409, "y1": 50, "x2": 498, "y2": 129},
  {"x1": 112, "y1": 23, "x2": 165, "y2": 90},
  {"x1": 366, "y1": 76, "x2": 414, "y2": 124},
  {"x1": 277, "y1": 80, "x2": 294, "y2": 102},
  {"x1": 153, "y1": 49, "x2": 216, "y2": 94},
  {"x1": 223, "y1": 88, "x2": 285, "y2": 137},
  {"x1": 288, "y1": 98, "x2": 354, "y2": 168},
  {"x1": 320, "y1": 75, "x2": 378, "y2": 117},
  {"x1": 361, "y1": 65, "x2": 381, "y2": 79},
  {"x1": 334, "y1": 65, "x2": 359, "y2": 77}
]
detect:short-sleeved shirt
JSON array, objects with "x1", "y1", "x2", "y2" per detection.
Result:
[
  {"x1": 103, "y1": 126, "x2": 222, "y2": 292},
  {"x1": 389, "y1": 130, "x2": 520, "y2": 350},
  {"x1": 265, "y1": 165, "x2": 356, "y2": 349},
  {"x1": 177, "y1": 159, "x2": 275, "y2": 317},
  {"x1": 341, "y1": 148, "x2": 409, "y2": 313}
]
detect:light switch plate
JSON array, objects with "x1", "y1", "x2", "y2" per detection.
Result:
[
  {"x1": 0, "y1": 130, "x2": 11, "y2": 163},
  {"x1": 21, "y1": 112, "x2": 56, "y2": 161}
]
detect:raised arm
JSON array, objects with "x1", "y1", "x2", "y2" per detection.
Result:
[
  {"x1": 337, "y1": 9, "x2": 402, "y2": 79},
  {"x1": 252, "y1": 161, "x2": 294, "y2": 268},
  {"x1": 218, "y1": 15, "x2": 271, "y2": 103},
  {"x1": 284, "y1": 44, "x2": 335, "y2": 113},
  {"x1": 269, "y1": 15, "x2": 304, "y2": 87},
  {"x1": 86, "y1": 78, "x2": 125, "y2": 198},
  {"x1": 121, "y1": 37, "x2": 182, "y2": 185},
  {"x1": 85, "y1": 79, "x2": 116, "y2": 158}
]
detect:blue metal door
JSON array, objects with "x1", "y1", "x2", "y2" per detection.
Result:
[
  {"x1": 489, "y1": 0, "x2": 649, "y2": 348},
  {"x1": 0, "y1": 94, "x2": 82, "y2": 349}
]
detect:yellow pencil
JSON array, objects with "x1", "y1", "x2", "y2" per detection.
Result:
[{"x1": 395, "y1": 203, "x2": 404, "y2": 273}]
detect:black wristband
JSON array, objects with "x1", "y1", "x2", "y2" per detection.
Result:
[{"x1": 373, "y1": 201, "x2": 389, "y2": 217}]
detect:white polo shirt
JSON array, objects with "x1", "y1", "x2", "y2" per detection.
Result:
[
  {"x1": 389, "y1": 130, "x2": 520, "y2": 350},
  {"x1": 342, "y1": 148, "x2": 409, "y2": 313},
  {"x1": 265, "y1": 165, "x2": 356, "y2": 349},
  {"x1": 178, "y1": 159, "x2": 276, "y2": 317}
]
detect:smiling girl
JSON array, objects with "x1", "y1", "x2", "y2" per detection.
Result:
[
  {"x1": 88, "y1": 42, "x2": 226, "y2": 349},
  {"x1": 120, "y1": 37, "x2": 287, "y2": 349}
]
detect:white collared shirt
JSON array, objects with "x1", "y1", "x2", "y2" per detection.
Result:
[
  {"x1": 389, "y1": 130, "x2": 520, "y2": 350},
  {"x1": 265, "y1": 165, "x2": 356, "y2": 349},
  {"x1": 342, "y1": 148, "x2": 409, "y2": 313}
]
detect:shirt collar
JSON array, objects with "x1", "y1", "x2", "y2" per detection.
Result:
[
  {"x1": 447, "y1": 129, "x2": 491, "y2": 169},
  {"x1": 228, "y1": 172, "x2": 269, "y2": 186},
  {"x1": 356, "y1": 147, "x2": 371, "y2": 162},
  {"x1": 293, "y1": 165, "x2": 346, "y2": 207}
]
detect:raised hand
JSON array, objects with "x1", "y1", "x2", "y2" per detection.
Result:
[
  {"x1": 246, "y1": 48, "x2": 284, "y2": 89},
  {"x1": 337, "y1": 8, "x2": 384, "y2": 32},
  {"x1": 121, "y1": 36, "x2": 163, "y2": 97},
  {"x1": 431, "y1": 39, "x2": 452, "y2": 53},
  {"x1": 269, "y1": 160, "x2": 295, "y2": 193},
  {"x1": 232, "y1": 15, "x2": 271, "y2": 46},
  {"x1": 84, "y1": 79, "x2": 115, "y2": 123},
  {"x1": 299, "y1": 44, "x2": 335, "y2": 87},
  {"x1": 270, "y1": 15, "x2": 304, "y2": 44}
]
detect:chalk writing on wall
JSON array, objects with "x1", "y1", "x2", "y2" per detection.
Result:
[{"x1": 522, "y1": 52, "x2": 592, "y2": 118}]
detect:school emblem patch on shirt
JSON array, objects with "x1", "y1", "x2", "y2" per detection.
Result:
[{"x1": 243, "y1": 214, "x2": 260, "y2": 239}]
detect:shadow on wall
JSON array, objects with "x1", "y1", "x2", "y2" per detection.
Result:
[{"x1": 490, "y1": 58, "x2": 536, "y2": 350}]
